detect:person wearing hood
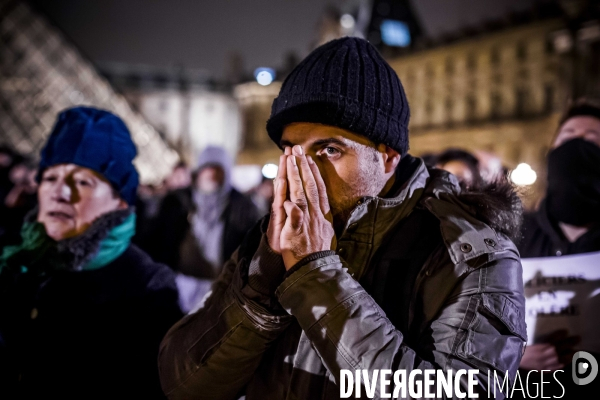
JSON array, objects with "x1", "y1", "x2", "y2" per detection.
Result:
[
  {"x1": 158, "y1": 37, "x2": 526, "y2": 399},
  {"x1": 0, "y1": 107, "x2": 183, "y2": 399},
  {"x1": 519, "y1": 100, "x2": 600, "y2": 258},
  {"x1": 149, "y1": 146, "x2": 260, "y2": 306},
  {"x1": 516, "y1": 100, "x2": 600, "y2": 399}
]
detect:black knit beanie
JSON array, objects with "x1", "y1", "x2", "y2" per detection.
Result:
[{"x1": 267, "y1": 37, "x2": 410, "y2": 155}]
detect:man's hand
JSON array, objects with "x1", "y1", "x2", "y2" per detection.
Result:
[
  {"x1": 266, "y1": 146, "x2": 291, "y2": 253},
  {"x1": 520, "y1": 344, "x2": 564, "y2": 371},
  {"x1": 520, "y1": 330, "x2": 580, "y2": 371},
  {"x1": 280, "y1": 145, "x2": 336, "y2": 270}
]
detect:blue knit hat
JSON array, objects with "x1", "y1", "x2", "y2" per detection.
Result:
[
  {"x1": 267, "y1": 37, "x2": 410, "y2": 155},
  {"x1": 38, "y1": 107, "x2": 139, "y2": 205}
]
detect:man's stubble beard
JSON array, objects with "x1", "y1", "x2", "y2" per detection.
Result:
[{"x1": 329, "y1": 152, "x2": 387, "y2": 234}]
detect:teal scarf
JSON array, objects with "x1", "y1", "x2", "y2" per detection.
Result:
[{"x1": 0, "y1": 212, "x2": 136, "y2": 276}]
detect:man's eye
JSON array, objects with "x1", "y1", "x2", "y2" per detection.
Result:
[
  {"x1": 76, "y1": 180, "x2": 91, "y2": 186},
  {"x1": 324, "y1": 147, "x2": 339, "y2": 155},
  {"x1": 42, "y1": 176, "x2": 57, "y2": 182}
]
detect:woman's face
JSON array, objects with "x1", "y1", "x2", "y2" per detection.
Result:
[{"x1": 37, "y1": 164, "x2": 126, "y2": 241}]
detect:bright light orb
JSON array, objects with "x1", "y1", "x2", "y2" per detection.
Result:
[
  {"x1": 254, "y1": 67, "x2": 275, "y2": 86},
  {"x1": 340, "y1": 14, "x2": 355, "y2": 30},
  {"x1": 262, "y1": 163, "x2": 278, "y2": 179},
  {"x1": 510, "y1": 163, "x2": 537, "y2": 186}
]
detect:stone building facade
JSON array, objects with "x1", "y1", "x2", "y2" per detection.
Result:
[
  {"x1": 388, "y1": 18, "x2": 567, "y2": 207},
  {"x1": 101, "y1": 64, "x2": 242, "y2": 167}
]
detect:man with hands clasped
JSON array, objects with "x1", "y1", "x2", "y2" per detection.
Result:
[{"x1": 159, "y1": 37, "x2": 527, "y2": 400}]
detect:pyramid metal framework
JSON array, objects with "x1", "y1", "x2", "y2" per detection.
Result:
[{"x1": 0, "y1": 0, "x2": 179, "y2": 184}]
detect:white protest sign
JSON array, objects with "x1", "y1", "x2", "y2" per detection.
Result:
[{"x1": 522, "y1": 251, "x2": 600, "y2": 353}]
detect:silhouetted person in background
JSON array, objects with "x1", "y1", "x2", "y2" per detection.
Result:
[
  {"x1": 0, "y1": 145, "x2": 23, "y2": 246},
  {"x1": 435, "y1": 148, "x2": 484, "y2": 189},
  {"x1": 248, "y1": 175, "x2": 275, "y2": 216},
  {"x1": 516, "y1": 99, "x2": 600, "y2": 400},
  {"x1": 519, "y1": 100, "x2": 600, "y2": 258},
  {"x1": 0, "y1": 107, "x2": 182, "y2": 399},
  {"x1": 150, "y1": 146, "x2": 260, "y2": 311},
  {"x1": 1, "y1": 157, "x2": 38, "y2": 248}
]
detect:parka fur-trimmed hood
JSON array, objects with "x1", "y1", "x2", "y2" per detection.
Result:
[{"x1": 457, "y1": 178, "x2": 524, "y2": 242}]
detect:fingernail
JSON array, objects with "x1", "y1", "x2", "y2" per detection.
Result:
[
  {"x1": 295, "y1": 145, "x2": 303, "y2": 155},
  {"x1": 307, "y1": 155, "x2": 314, "y2": 165}
]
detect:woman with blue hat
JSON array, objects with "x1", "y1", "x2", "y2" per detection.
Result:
[{"x1": 0, "y1": 107, "x2": 182, "y2": 398}]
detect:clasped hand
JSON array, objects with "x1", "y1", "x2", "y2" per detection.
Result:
[{"x1": 266, "y1": 145, "x2": 336, "y2": 270}]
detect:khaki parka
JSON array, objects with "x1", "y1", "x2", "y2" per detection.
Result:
[{"x1": 158, "y1": 158, "x2": 527, "y2": 400}]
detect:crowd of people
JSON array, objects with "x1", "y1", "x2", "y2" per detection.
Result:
[{"x1": 0, "y1": 36, "x2": 599, "y2": 399}]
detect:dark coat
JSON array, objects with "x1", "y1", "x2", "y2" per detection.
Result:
[
  {"x1": 0, "y1": 244, "x2": 183, "y2": 399},
  {"x1": 158, "y1": 158, "x2": 527, "y2": 399},
  {"x1": 518, "y1": 200, "x2": 600, "y2": 258},
  {"x1": 148, "y1": 187, "x2": 261, "y2": 278}
]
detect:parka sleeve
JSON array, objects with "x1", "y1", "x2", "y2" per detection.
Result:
[
  {"x1": 275, "y1": 248, "x2": 527, "y2": 400},
  {"x1": 158, "y1": 226, "x2": 293, "y2": 399}
]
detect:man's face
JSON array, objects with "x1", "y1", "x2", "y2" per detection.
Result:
[
  {"x1": 195, "y1": 165, "x2": 225, "y2": 194},
  {"x1": 281, "y1": 123, "x2": 389, "y2": 226},
  {"x1": 166, "y1": 166, "x2": 191, "y2": 190},
  {"x1": 37, "y1": 164, "x2": 126, "y2": 240},
  {"x1": 553, "y1": 116, "x2": 600, "y2": 148}
]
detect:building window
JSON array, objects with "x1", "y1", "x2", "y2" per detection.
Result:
[
  {"x1": 516, "y1": 41, "x2": 527, "y2": 61},
  {"x1": 445, "y1": 97, "x2": 454, "y2": 122},
  {"x1": 515, "y1": 87, "x2": 529, "y2": 117},
  {"x1": 490, "y1": 92, "x2": 502, "y2": 119},
  {"x1": 545, "y1": 37, "x2": 554, "y2": 54},
  {"x1": 490, "y1": 46, "x2": 501, "y2": 66},
  {"x1": 425, "y1": 99, "x2": 433, "y2": 121},
  {"x1": 518, "y1": 68, "x2": 529, "y2": 80},
  {"x1": 425, "y1": 64, "x2": 434, "y2": 79},
  {"x1": 466, "y1": 95, "x2": 476, "y2": 122},
  {"x1": 445, "y1": 57, "x2": 454, "y2": 75},
  {"x1": 466, "y1": 53, "x2": 477, "y2": 71},
  {"x1": 544, "y1": 85, "x2": 554, "y2": 113}
]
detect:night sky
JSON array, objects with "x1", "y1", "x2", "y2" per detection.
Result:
[{"x1": 30, "y1": 0, "x2": 537, "y2": 79}]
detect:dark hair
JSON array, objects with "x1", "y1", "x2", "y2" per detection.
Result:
[
  {"x1": 436, "y1": 148, "x2": 483, "y2": 188},
  {"x1": 173, "y1": 161, "x2": 188, "y2": 170},
  {"x1": 419, "y1": 152, "x2": 439, "y2": 168},
  {"x1": 559, "y1": 98, "x2": 600, "y2": 126},
  {"x1": 436, "y1": 148, "x2": 480, "y2": 169}
]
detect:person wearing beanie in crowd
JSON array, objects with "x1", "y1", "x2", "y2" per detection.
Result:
[
  {"x1": 0, "y1": 107, "x2": 183, "y2": 399},
  {"x1": 149, "y1": 146, "x2": 260, "y2": 312},
  {"x1": 158, "y1": 37, "x2": 526, "y2": 399}
]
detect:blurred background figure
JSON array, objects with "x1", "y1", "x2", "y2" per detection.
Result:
[
  {"x1": 0, "y1": 146, "x2": 23, "y2": 246},
  {"x1": 248, "y1": 175, "x2": 275, "y2": 216},
  {"x1": 514, "y1": 99, "x2": 600, "y2": 400},
  {"x1": 0, "y1": 146, "x2": 20, "y2": 204},
  {"x1": 164, "y1": 161, "x2": 191, "y2": 191},
  {"x1": 0, "y1": 157, "x2": 38, "y2": 248},
  {"x1": 435, "y1": 148, "x2": 484, "y2": 188},
  {"x1": 0, "y1": 107, "x2": 182, "y2": 399},
  {"x1": 150, "y1": 145, "x2": 260, "y2": 312},
  {"x1": 473, "y1": 150, "x2": 506, "y2": 183},
  {"x1": 133, "y1": 162, "x2": 191, "y2": 251},
  {"x1": 519, "y1": 99, "x2": 600, "y2": 258}
]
